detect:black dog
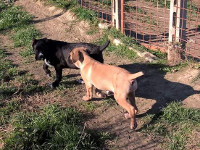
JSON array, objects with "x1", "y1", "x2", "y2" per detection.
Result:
[{"x1": 32, "y1": 38, "x2": 110, "y2": 88}]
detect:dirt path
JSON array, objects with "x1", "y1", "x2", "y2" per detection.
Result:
[
  {"x1": 15, "y1": 0, "x2": 102, "y2": 43},
  {"x1": 2, "y1": 0, "x2": 198, "y2": 149}
]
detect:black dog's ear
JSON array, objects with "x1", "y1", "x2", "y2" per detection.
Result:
[
  {"x1": 43, "y1": 38, "x2": 48, "y2": 42},
  {"x1": 78, "y1": 51, "x2": 84, "y2": 63},
  {"x1": 32, "y1": 38, "x2": 37, "y2": 47}
]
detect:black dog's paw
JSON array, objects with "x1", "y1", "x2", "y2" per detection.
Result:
[
  {"x1": 47, "y1": 73, "x2": 51, "y2": 78},
  {"x1": 46, "y1": 70, "x2": 51, "y2": 77},
  {"x1": 50, "y1": 82, "x2": 59, "y2": 88}
]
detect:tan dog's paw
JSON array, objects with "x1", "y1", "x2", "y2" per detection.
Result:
[
  {"x1": 82, "y1": 96, "x2": 90, "y2": 101},
  {"x1": 131, "y1": 121, "x2": 137, "y2": 130},
  {"x1": 124, "y1": 113, "x2": 131, "y2": 119},
  {"x1": 135, "y1": 109, "x2": 138, "y2": 114},
  {"x1": 96, "y1": 92, "x2": 106, "y2": 98}
]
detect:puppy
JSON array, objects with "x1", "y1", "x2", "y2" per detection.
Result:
[
  {"x1": 32, "y1": 38, "x2": 110, "y2": 88},
  {"x1": 70, "y1": 47, "x2": 144, "y2": 129}
]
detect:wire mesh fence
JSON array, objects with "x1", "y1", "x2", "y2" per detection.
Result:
[
  {"x1": 79, "y1": 0, "x2": 200, "y2": 61},
  {"x1": 123, "y1": 0, "x2": 170, "y2": 52},
  {"x1": 79, "y1": 0, "x2": 112, "y2": 23}
]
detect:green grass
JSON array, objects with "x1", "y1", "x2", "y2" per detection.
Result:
[
  {"x1": 102, "y1": 97, "x2": 117, "y2": 107},
  {"x1": 0, "y1": 98, "x2": 21, "y2": 126},
  {"x1": 144, "y1": 0, "x2": 170, "y2": 8},
  {"x1": 43, "y1": 0, "x2": 78, "y2": 9},
  {"x1": 142, "y1": 102, "x2": 200, "y2": 149},
  {"x1": 0, "y1": 1, "x2": 41, "y2": 61},
  {"x1": 12, "y1": 25, "x2": 41, "y2": 58},
  {"x1": 0, "y1": 4, "x2": 33, "y2": 32},
  {"x1": 160, "y1": 62, "x2": 188, "y2": 73},
  {"x1": 0, "y1": 49, "x2": 19, "y2": 82},
  {"x1": 80, "y1": 101, "x2": 100, "y2": 111},
  {"x1": 12, "y1": 26, "x2": 41, "y2": 47},
  {"x1": 3, "y1": 104, "x2": 110, "y2": 150},
  {"x1": 94, "y1": 0, "x2": 111, "y2": 6},
  {"x1": 0, "y1": 1, "x2": 41, "y2": 60},
  {"x1": 71, "y1": 6, "x2": 99, "y2": 25}
]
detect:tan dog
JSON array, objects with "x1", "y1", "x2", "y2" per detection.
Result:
[{"x1": 70, "y1": 47, "x2": 144, "y2": 129}]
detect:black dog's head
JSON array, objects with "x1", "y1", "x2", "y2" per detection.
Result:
[{"x1": 32, "y1": 38, "x2": 48, "y2": 60}]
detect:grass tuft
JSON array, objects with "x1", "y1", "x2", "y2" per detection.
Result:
[
  {"x1": 71, "y1": 6, "x2": 99, "y2": 25},
  {"x1": 143, "y1": 102, "x2": 200, "y2": 149},
  {"x1": 4, "y1": 104, "x2": 110, "y2": 150},
  {"x1": 0, "y1": 5, "x2": 33, "y2": 31},
  {"x1": 43, "y1": 0, "x2": 78, "y2": 9},
  {"x1": 12, "y1": 26, "x2": 41, "y2": 47}
]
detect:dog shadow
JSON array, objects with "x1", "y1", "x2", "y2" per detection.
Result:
[
  {"x1": 118, "y1": 63, "x2": 200, "y2": 129},
  {"x1": 32, "y1": 10, "x2": 67, "y2": 24}
]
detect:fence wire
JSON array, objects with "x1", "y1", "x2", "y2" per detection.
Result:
[
  {"x1": 79, "y1": 0, "x2": 112, "y2": 23},
  {"x1": 79, "y1": 0, "x2": 200, "y2": 60}
]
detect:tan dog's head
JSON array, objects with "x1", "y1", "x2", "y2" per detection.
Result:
[{"x1": 70, "y1": 47, "x2": 87, "y2": 68}]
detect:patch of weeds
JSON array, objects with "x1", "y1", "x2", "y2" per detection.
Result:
[
  {"x1": 86, "y1": 27, "x2": 98, "y2": 35},
  {"x1": 19, "y1": 47, "x2": 34, "y2": 58},
  {"x1": 0, "y1": 1, "x2": 10, "y2": 11},
  {"x1": 0, "y1": 1, "x2": 40, "y2": 61},
  {"x1": 0, "y1": 98, "x2": 21, "y2": 126},
  {"x1": 192, "y1": 70, "x2": 200, "y2": 83},
  {"x1": 94, "y1": 31, "x2": 137, "y2": 60},
  {"x1": 43, "y1": 0, "x2": 78, "y2": 9},
  {"x1": 3, "y1": 104, "x2": 109, "y2": 149},
  {"x1": 0, "y1": 61, "x2": 18, "y2": 82},
  {"x1": 57, "y1": 77, "x2": 79, "y2": 91},
  {"x1": 102, "y1": 97, "x2": 116, "y2": 107},
  {"x1": 197, "y1": 143, "x2": 200, "y2": 148},
  {"x1": 146, "y1": 48, "x2": 167, "y2": 60},
  {"x1": 0, "y1": 5, "x2": 33, "y2": 31},
  {"x1": 95, "y1": 0, "x2": 111, "y2": 6},
  {"x1": 107, "y1": 44, "x2": 136, "y2": 60},
  {"x1": 12, "y1": 26, "x2": 41, "y2": 47},
  {"x1": 142, "y1": 102, "x2": 200, "y2": 149},
  {"x1": 0, "y1": 50, "x2": 19, "y2": 82},
  {"x1": 71, "y1": 6, "x2": 99, "y2": 25},
  {"x1": 144, "y1": 0, "x2": 170, "y2": 8},
  {"x1": 160, "y1": 62, "x2": 188, "y2": 73},
  {"x1": 80, "y1": 101, "x2": 99, "y2": 111},
  {"x1": 15, "y1": 73, "x2": 46, "y2": 95},
  {"x1": 93, "y1": 33, "x2": 109, "y2": 46},
  {"x1": 0, "y1": 85, "x2": 17, "y2": 101}
]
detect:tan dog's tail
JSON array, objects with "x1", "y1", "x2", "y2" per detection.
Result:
[{"x1": 128, "y1": 71, "x2": 144, "y2": 80}]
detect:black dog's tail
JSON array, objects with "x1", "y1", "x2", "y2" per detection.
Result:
[{"x1": 99, "y1": 40, "x2": 110, "y2": 51}]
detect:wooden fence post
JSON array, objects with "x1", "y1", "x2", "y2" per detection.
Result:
[
  {"x1": 121, "y1": 0, "x2": 124, "y2": 34},
  {"x1": 112, "y1": 0, "x2": 120, "y2": 29},
  {"x1": 168, "y1": 0, "x2": 187, "y2": 65}
]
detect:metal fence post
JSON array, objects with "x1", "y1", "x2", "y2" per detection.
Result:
[
  {"x1": 168, "y1": 0, "x2": 187, "y2": 65},
  {"x1": 112, "y1": 0, "x2": 119, "y2": 29}
]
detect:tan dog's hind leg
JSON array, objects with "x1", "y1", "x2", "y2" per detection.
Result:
[
  {"x1": 125, "y1": 92, "x2": 138, "y2": 119},
  {"x1": 83, "y1": 82, "x2": 93, "y2": 101},
  {"x1": 129, "y1": 92, "x2": 138, "y2": 114},
  {"x1": 114, "y1": 94, "x2": 137, "y2": 129}
]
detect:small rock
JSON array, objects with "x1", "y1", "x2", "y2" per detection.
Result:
[
  {"x1": 98, "y1": 23, "x2": 110, "y2": 29},
  {"x1": 113, "y1": 39, "x2": 123, "y2": 46}
]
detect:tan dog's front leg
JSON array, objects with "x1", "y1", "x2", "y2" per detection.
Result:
[{"x1": 82, "y1": 82, "x2": 93, "y2": 101}]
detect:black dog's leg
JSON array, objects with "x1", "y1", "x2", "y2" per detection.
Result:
[
  {"x1": 50, "y1": 67, "x2": 62, "y2": 88},
  {"x1": 43, "y1": 63, "x2": 51, "y2": 77}
]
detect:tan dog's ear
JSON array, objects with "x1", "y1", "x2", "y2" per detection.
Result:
[
  {"x1": 78, "y1": 51, "x2": 84, "y2": 63},
  {"x1": 71, "y1": 50, "x2": 84, "y2": 63}
]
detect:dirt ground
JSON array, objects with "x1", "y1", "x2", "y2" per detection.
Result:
[{"x1": 1, "y1": 0, "x2": 200, "y2": 149}]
